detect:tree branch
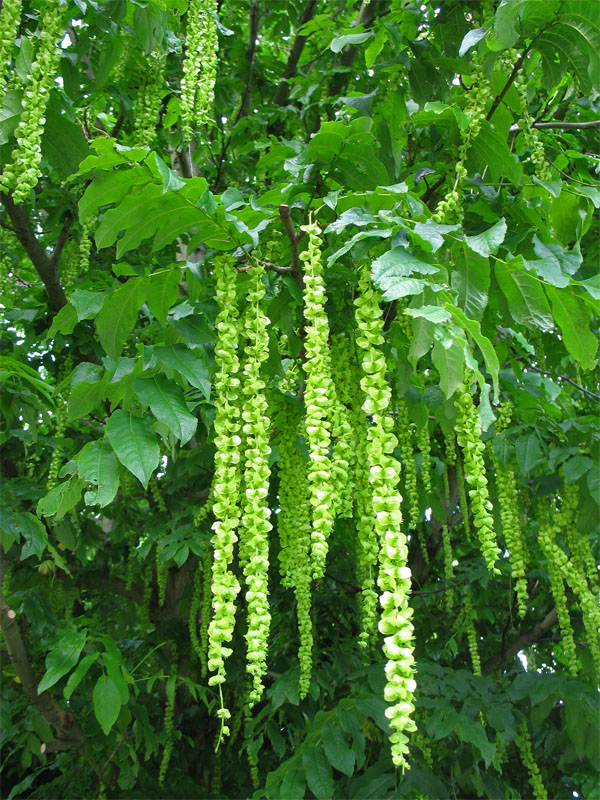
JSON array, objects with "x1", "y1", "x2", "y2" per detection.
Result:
[
  {"x1": 486, "y1": 51, "x2": 527, "y2": 123},
  {"x1": 50, "y1": 211, "x2": 75, "y2": 271},
  {"x1": 483, "y1": 608, "x2": 558, "y2": 673},
  {"x1": 1, "y1": 193, "x2": 67, "y2": 310},
  {"x1": 327, "y1": 0, "x2": 386, "y2": 98},
  {"x1": 237, "y1": 1, "x2": 260, "y2": 121},
  {"x1": 279, "y1": 204, "x2": 303, "y2": 283},
  {"x1": 273, "y1": 0, "x2": 319, "y2": 108},
  {"x1": 509, "y1": 119, "x2": 600, "y2": 133},
  {"x1": 513, "y1": 354, "x2": 600, "y2": 401}
]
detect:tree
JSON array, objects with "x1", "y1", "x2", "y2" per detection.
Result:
[{"x1": 1, "y1": 0, "x2": 599, "y2": 797}]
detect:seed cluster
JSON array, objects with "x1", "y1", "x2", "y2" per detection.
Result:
[
  {"x1": 540, "y1": 521, "x2": 600, "y2": 683},
  {"x1": 133, "y1": 51, "x2": 166, "y2": 148},
  {"x1": 432, "y1": 55, "x2": 491, "y2": 223},
  {"x1": 1, "y1": 0, "x2": 65, "y2": 202},
  {"x1": 300, "y1": 222, "x2": 335, "y2": 580},
  {"x1": 455, "y1": 376, "x2": 500, "y2": 573},
  {"x1": 180, "y1": 0, "x2": 218, "y2": 141},
  {"x1": 538, "y1": 511, "x2": 577, "y2": 675},
  {"x1": 207, "y1": 256, "x2": 244, "y2": 723},
  {"x1": 158, "y1": 667, "x2": 177, "y2": 787},
  {"x1": 490, "y1": 401, "x2": 528, "y2": 617},
  {"x1": 274, "y1": 399, "x2": 314, "y2": 697},
  {"x1": 464, "y1": 591, "x2": 481, "y2": 676},
  {"x1": 0, "y1": 0, "x2": 22, "y2": 95},
  {"x1": 239, "y1": 264, "x2": 273, "y2": 704},
  {"x1": 515, "y1": 719, "x2": 548, "y2": 800},
  {"x1": 354, "y1": 264, "x2": 416, "y2": 770}
]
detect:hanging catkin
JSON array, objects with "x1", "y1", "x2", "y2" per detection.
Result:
[
  {"x1": 1, "y1": 0, "x2": 65, "y2": 202},
  {"x1": 300, "y1": 221, "x2": 335, "y2": 580},
  {"x1": 207, "y1": 256, "x2": 244, "y2": 733},
  {"x1": 239, "y1": 263, "x2": 273, "y2": 705},
  {"x1": 180, "y1": 0, "x2": 218, "y2": 140},
  {"x1": 354, "y1": 264, "x2": 416, "y2": 770}
]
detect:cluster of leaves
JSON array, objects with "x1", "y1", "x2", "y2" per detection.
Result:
[{"x1": 1, "y1": 0, "x2": 599, "y2": 798}]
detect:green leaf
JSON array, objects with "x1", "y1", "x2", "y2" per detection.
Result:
[
  {"x1": 68, "y1": 372, "x2": 109, "y2": 422},
  {"x1": 38, "y1": 629, "x2": 87, "y2": 694},
  {"x1": 105, "y1": 410, "x2": 160, "y2": 489},
  {"x1": 451, "y1": 248, "x2": 490, "y2": 321},
  {"x1": 41, "y1": 96, "x2": 91, "y2": 180},
  {"x1": 405, "y1": 305, "x2": 451, "y2": 324},
  {"x1": 562, "y1": 455, "x2": 593, "y2": 483},
  {"x1": 588, "y1": 465, "x2": 600, "y2": 504},
  {"x1": 432, "y1": 337, "x2": 465, "y2": 399},
  {"x1": 330, "y1": 31, "x2": 374, "y2": 53},
  {"x1": 464, "y1": 218, "x2": 507, "y2": 257},
  {"x1": 48, "y1": 304, "x2": 78, "y2": 338},
  {"x1": 372, "y1": 248, "x2": 439, "y2": 300},
  {"x1": 546, "y1": 287, "x2": 597, "y2": 371},
  {"x1": 16, "y1": 512, "x2": 47, "y2": 560},
  {"x1": 495, "y1": 261, "x2": 554, "y2": 330},
  {"x1": 459, "y1": 719, "x2": 495, "y2": 768},
  {"x1": 156, "y1": 345, "x2": 211, "y2": 400},
  {"x1": 76, "y1": 440, "x2": 120, "y2": 507},
  {"x1": 147, "y1": 268, "x2": 182, "y2": 325},
  {"x1": 152, "y1": 152, "x2": 186, "y2": 193},
  {"x1": 70, "y1": 289, "x2": 107, "y2": 321},
  {"x1": 459, "y1": 27, "x2": 486, "y2": 56},
  {"x1": 279, "y1": 765, "x2": 307, "y2": 800},
  {"x1": 93, "y1": 675, "x2": 122, "y2": 736},
  {"x1": 302, "y1": 745, "x2": 334, "y2": 800},
  {"x1": 132, "y1": 375, "x2": 197, "y2": 444},
  {"x1": 304, "y1": 119, "x2": 389, "y2": 191},
  {"x1": 37, "y1": 476, "x2": 86, "y2": 521},
  {"x1": 96, "y1": 278, "x2": 147, "y2": 359},
  {"x1": 413, "y1": 221, "x2": 460, "y2": 253},
  {"x1": 469, "y1": 121, "x2": 522, "y2": 186},
  {"x1": 269, "y1": 666, "x2": 300, "y2": 710},
  {"x1": 78, "y1": 166, "x2": 151, "y2": 222},
  {"x1": 445, "y1": 305, "x2": 499, "y2": 401},
  {"x1": 173, "y1": 315, "x2": 216, "y2": 347},
  {"x1": 322, "y1": 724, "x2": 355, "y2": 777},
  {"x1": 64, "y1": 653, "x2": 99, "y2": 700},
  {"x1": 515, "y1": 432, "x2": 544, "y2": 477}
]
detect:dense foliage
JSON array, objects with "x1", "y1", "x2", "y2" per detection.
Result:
[{"x1": 1, "y1": 1, "x2": 599, "y2": 798}]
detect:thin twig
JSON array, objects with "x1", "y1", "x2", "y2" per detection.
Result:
[
  {"x1": 486, "y1": 50, "x2": 528, "y2": 122},
  {"x1": 515, "y1": 356, "x2": 600, "y2": 401},
  {"x1": 412, "y1": 578, "x2": 468, "y2": 596},
  {"x1": 50, "y1": 212, "x2": 75, "y2": 270}
]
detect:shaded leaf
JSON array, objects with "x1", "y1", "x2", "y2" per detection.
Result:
[
  {"x1": 302, "y1": 745, "x2": 334, "y2": 800},
  {"x1": 96, "y1": 278, "x2": 147, "y2": 359},
  {"x1": 105, "y1": 410, "x2": 160, "y2": 489},
  {"x1": 38, "y1": 629, "x2": 87, "y2": 694},
  {"x1": 93, "y1": 675, "x2": 121, "y2": 736},
  {"x1": 76, "y1": 440, "x2": 120, "y2": 507}
]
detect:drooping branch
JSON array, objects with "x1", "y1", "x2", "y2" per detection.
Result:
[
  {"x1": 483, "y1": 608, "x2": 558, "y2": 673},
  {"x1": 1, "y1": 192, "x2": 67, "y2": 310}
]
